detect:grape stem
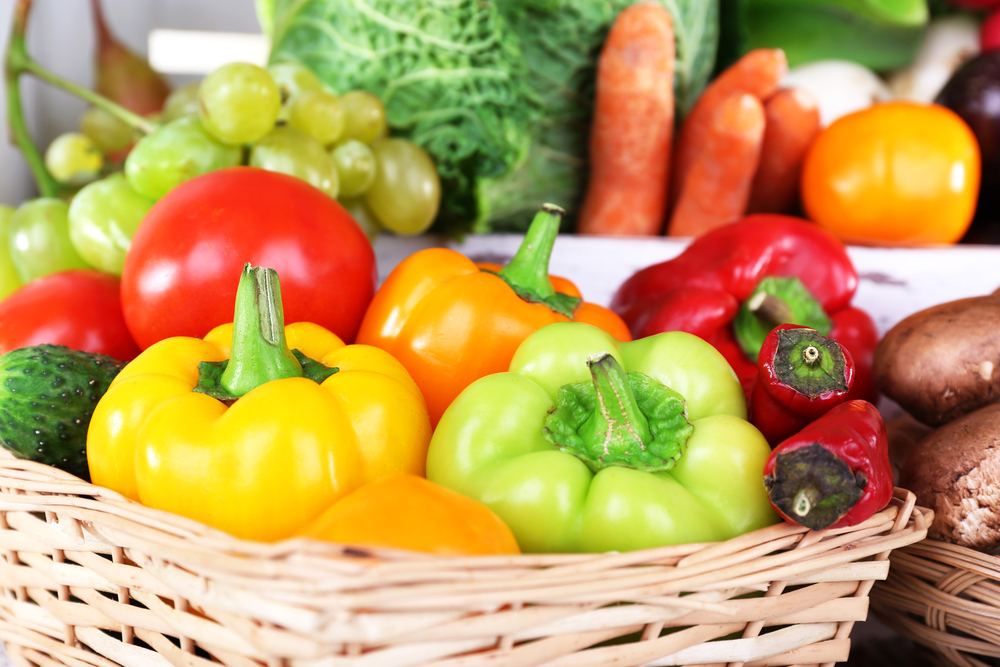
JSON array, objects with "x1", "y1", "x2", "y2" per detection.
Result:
[
  {"x1": 4, "y1": 0, "x2": 158, "y2": 198},
  {"x1": 5, "y1": 0, "x2": 62, "y2": 197}
]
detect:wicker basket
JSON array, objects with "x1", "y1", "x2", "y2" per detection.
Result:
[
  {"x1": 0, "y1": 453, "x2": 928, "y2": 667},
  {"x1": 872, "y1": 539, "x2": 1000, "y2": 667}
]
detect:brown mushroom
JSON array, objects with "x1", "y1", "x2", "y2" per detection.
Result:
[
  {"x1": 900, "y1": 402, "x2": 1000, "y2": 551},
  {"x1": 874, "y1": 293, "x2": 1000, "y2": 426}
]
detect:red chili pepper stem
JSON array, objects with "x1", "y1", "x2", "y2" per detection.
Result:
[
  {"x1": 763, "y1": 442, "x2": 866, "y2": 530},
  {"x1": 496, "y1": 204, "x2": 581, "y2": 318},
  {"x1": 542, "y1": 353, "x2": 694, "y2": 473},
  {"x1": 219, "y1": 263, "x2": 303, "y2": 397}
]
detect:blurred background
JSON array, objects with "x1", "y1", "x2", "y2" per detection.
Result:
[{"x1": 0, "y1": 0, "x2": 260, "y2": 205}]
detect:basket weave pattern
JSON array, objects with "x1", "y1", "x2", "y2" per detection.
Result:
[
  {"x1": 872, "y1": 540, "x2": 1000, "y2": 667},
  {"x1": 0, "y1": 454, "x2": 928, "y2": 667}
]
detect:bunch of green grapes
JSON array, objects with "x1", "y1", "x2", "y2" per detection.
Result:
[{"x1": 139, "y1": 61, "x2": 441, "y2": 240}]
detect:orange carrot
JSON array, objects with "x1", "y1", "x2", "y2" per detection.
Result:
[
  {"x1": 747, "y1": 87, "x2": 821, "y2": 214},
  {"x1": 667, "y1": 92, "x2": 766, "y2": 238},
  {"x1": 576, "y1": 2, "x2": 675, "y2": 236},
  {"x1": 670, "y1": 49, "x2": 788, "y2": 214}
]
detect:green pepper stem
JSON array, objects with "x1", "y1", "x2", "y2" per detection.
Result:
[
  {"x1": 585, "y1": 354, "x2": 653, "y2": 455},
  {"x1": 496, "y1": 204, "x2": 580, "y2": 318},
  {"x1": 220, "y1": 264, "x2": 303, "y2": 397},
  {"x1": 747, "y1": 291, "x2": 796, "y2": 326},
  {"x1": 734, "y1": 276, "x2": 834, "y2": 362},
  {"x1": 542, "y1": 354, "x2": 693, "y2": 473}
]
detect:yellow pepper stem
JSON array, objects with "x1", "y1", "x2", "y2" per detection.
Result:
[{"x1": 220, "y1": 264, "x2": 303, "y2": 397}]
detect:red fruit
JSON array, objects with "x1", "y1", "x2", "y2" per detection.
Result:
[
  {"x1": 121, "y1": 167, "x2": 377, "y2": 350},
  {"x1": 0, "y1": 270, "x2": 140, "y2": 361}
]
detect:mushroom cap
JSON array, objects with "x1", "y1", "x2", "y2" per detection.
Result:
[{"x1": 901, "y1": 402, "x2": 1000, "y2": 551}]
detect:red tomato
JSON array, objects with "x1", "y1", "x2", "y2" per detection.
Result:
[
  {"x1": 0, "y1": 270, "x2": 140, "y2": 361},
  {"x1": 121, "y1": 167, "x2": 376, "y2": 350}
]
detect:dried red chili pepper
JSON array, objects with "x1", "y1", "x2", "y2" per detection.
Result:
[
  {"x1": 749, "y1": 324, "x2": 854, "y2": 446},
  {"x1": 763, "y1": 400, "x2": 892, "y2": 530}
]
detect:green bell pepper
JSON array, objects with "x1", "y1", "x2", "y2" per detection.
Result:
[{"x1": 426, "y1": 322, "x2": 779, "y2": 553}]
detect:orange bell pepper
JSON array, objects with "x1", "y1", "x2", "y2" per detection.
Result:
[
  {"x1": 300, "y1": 473, "x2": 520, "y2": 556},
  {"x1": 357, "y1": 204, "x2": 631, "y2": 424}
]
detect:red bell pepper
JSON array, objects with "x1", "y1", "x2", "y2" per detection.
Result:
[
  {"x1": 763, "y1": 400, "x2": 892, "y2": 530},
  {"x1": 611, "y1": 214, "x2": 878, "y2": 401},
  {"x1": 749, "y1": 324, "x2": 854, "y2": 446}
]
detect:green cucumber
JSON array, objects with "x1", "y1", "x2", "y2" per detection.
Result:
[{"x1": 0, "y1": 345, "x2": 125, "y2": 481}]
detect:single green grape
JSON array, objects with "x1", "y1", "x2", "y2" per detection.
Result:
[
  {"x1": 162, "y1": 81, "x2": 201, "y2": 122},
  {"x1": 0, "y1": 206, "x2": 23, "y2": 299},
  {"x1": 198, "y1": 62, "x2": 280, "y2": 145},
  {"x1": 8, "y1": 198, "x2": 90, "y2": 282},
  {"x1": 125, "y1": 116, "x2": 242, "y2": 200},
  {"x1": 288, "y1": 90, "x2": 345, "y2": 146},
  {"x1": 45, "y1": 132, "x2": 104, "y2": 186},
  {"x1": 79, "y1": 106, "x2": 133, "y2": 154},
  {"x1": 364, "y1": 138, "x2": 441, "y2": 236},
  {"x1": 268, "y1": 62, "x2": 323, "y2": 104},
  {"x1": 331, "y1": 140, "x2": 376, "y2": 197},
  {"x1": 338, "y1": 196, "x2": 380, "y2": 242},
  {"x1": 68, "y1": 173, "x2": 155, "y2": 275},
  {"x1": 339, "y1": 91, "x2": 388, "y2": 145},
  {"x1": 249, "y1": 126, "x2": 339, "y2": 198}
]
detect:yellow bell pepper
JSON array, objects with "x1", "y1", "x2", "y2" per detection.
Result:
[{"x1": 87, "y1": 264, "x2": 431, "y2": 542}]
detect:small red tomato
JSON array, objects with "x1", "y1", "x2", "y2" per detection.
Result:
[
  {"x1": 121, "y1": 167, "x2": 376, "y2": 350},
  {"x1": 0, "y1": 270, "x2": 140, "y2": 361}
]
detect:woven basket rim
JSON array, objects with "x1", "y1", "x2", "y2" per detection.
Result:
[{"x1": 0, "y1": 449, "x2": 931, "y2": 565}]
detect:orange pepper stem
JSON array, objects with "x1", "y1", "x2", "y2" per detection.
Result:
[
  {"x1": 497, "y1": 204, "x2": 581, "y2": 318},
  {"x1": 220, "y1": 264, "x2": 303, "y2": 397}
]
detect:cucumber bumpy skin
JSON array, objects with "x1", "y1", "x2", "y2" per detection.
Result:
[{"x1": 0, "y1": 345, "x2": 125, "y2": 481}]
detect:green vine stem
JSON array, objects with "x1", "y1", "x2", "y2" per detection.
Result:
[
  {"x1": 4, "y1": 0, "x2": 158, "y2": 198},
  {"x1": 5, "y1": 0, "x2": 60, "y2": 197}
]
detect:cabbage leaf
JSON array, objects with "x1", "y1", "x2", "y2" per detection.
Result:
[{"x1": 262, "y1": 0, "x2": 718, "y2": 234}]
